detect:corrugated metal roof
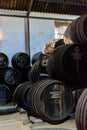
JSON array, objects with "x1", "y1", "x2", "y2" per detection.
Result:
[
  {"x1": 0, "y1": 0, "x2": 87, "y2": 16},
  {"x1": 31, "y1": 0, "x2": 87, "y2": 15},
  {"x1": 0, "y1": 0, "x2": 30, "y2": 11}
]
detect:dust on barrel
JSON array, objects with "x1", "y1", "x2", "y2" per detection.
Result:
[
  {"x1": 11, "y1": 52, "x2": 30, "y2": 70},
  {"x1": 4, "y1": 67, "x2": 21, "y2": 87}
]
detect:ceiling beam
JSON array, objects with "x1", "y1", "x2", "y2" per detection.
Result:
[
  {"x1": 36, "y1": 0, "x2": 87, "y2": 7},
  {"x1": 27, "y1": 0, "x2": 34, "y2": 16}
]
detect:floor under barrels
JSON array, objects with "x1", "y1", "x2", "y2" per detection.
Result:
[{"x1": 0, "y1": 112, "x2": 77, "y2": 130}]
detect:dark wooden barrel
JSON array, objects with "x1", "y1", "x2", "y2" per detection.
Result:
[
  {"x1": 19, "y1": 67, "x2": 31, "y2": 83},
  {"x1": 28, "y1": 61, "x2": 40, "y2": 82},
  {"x1": 29, "y1": 61, "x2": 48, "y2": 82},
  {"x1": 0, "y1": 85, "x2": 11, "y2": 105},
  {"x1": 64, "y1": 15, "x2": 87, "y2": 44},
  {"x1": 0, "y1": 52, "x2": 8, "y2": 83},
  {"x1": 47, "y1": 44, "x2": 87, "y2": 86},
  {"x1": 27, "y1": 79, "x2": 73, "y2": 124},
  {"x1": 73, "y1": 88, "x2": 85, "y2": 110},
  {"x1": 4, "y1": 67, "x2": 21, "y2": 86},
  {"x1": 32, "y1": 51, "x2": 42, "y2": 65},
  {"x1": 0, "y1": 52, "x2": 8, "y2": 68},
  {"x1": 75, "y1": 88, "x2": 87, "y2": 130},
  {"x1": 0, "y1": 68, "x2": 7, "y2": 83},
  {"x1": 11, "y1": 52, "x2": 30, "y2": 70},
  {"x1": 13, "y1": 81, "x2": 33, "y2": 110}
]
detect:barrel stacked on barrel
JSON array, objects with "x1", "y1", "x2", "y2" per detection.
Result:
[
  {"x1": 0, "y1": 52, "x2": 30, "y2": 105},
  {"x1": 27, "y1": 14, "x2": 87, "y2": 126},
  {"x1": 0, "y1": 15, "x2": 87, "y2": 127},
  {"x1": 14, "y1": 79, "x2": 73, "y2": 124}
]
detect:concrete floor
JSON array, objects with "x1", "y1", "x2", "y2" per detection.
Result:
[{"x1": 0, "y1": 112, "x2": 77, "y2": 130}]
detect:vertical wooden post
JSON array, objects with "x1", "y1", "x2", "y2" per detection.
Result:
[
  {"x1": 24, "y1": 0, "x2": 34, "y2": 60},
  {"x1": 24, "y1": 17, "x2": 30, "y2": 57}
]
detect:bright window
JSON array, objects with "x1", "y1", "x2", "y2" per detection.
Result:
[{"x1": 54, "y1": 21, "x2": 71, "y2": 39}]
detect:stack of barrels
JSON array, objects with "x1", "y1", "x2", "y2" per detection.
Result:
[
  {"x1": 47, "y1": 44, "x2": 87, "y2": 88},
  {"x1": 0, "y1": 52, "x2": 12, "y2": 105},
  {"x1": 14, "y1": 79, "x2": 73, "y2": 124},
  {"x1": 1, "y1": 14, "x2": 87, "y2": 125},
  {"x1": 0, "y1": 52, "x2": 30, "y2": 105},
  {"x1": 47, "y1": 15, "x2": 87, "y2": 88},
  {"x1": 29, "y1": 52, "x2": 50, "y2": 83},
  {"x1": 29, "y1": 39, "x2": 65, "y2": 83},
  {"x1": 11, "y1": 52, "x2": 30, "y2": 83},
  {"x1": 64, "y1": 15, "x2": 87, "y2": 44},
  {"x1": 44, "y1": 15, "x2": 87, "y2": 126}
]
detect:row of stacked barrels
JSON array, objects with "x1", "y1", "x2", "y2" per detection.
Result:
[
  {"x1": 0, "y1": 14, "x2": 87, "y2": 125},
  {"x1": 14, "y1": 79, "x2": 74, "y2": 124},
  {"x1": 0, "y1": 52, "x2": 30, "y2": 105},
  {"x1": 46, "y1": 15, "x2": 87, "y2": 88},
  {"x1": 29, "y1": 44, "x2": 87, "y2": 89},
  {"x1": 29, "y1": 52, "x2": 50, "y2": 83},
  {"x1": 27, "y1": 14, "x2": 87, "y2": 124},
  {"x1": 29, "y1": 15, "x2": 87, "y2": 88}
]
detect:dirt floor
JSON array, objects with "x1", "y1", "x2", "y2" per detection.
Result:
[{"x1": 0, "y1": 111, "x2": 77, "y2": 130}]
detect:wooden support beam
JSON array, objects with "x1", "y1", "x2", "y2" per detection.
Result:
[
  {"x1": 24, "y1": 17, "x2": 30, "y2": 56},
  {"x1": 27, "y1": 0, "x2": 34, "y2": 16}
]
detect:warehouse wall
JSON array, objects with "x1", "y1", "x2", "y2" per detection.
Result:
[
  {"x1": 0, "y1": 17, "x2": 25, "y2": 66},
  {"x1": 0, "y1": 13, "x2": 78, "y2": 66},
  {"x1": 29, "y1": 18, "x2": 54, "y2": 58},
  {"x1": 0, "y1": 16, "x2": 54, "y2": 66}
]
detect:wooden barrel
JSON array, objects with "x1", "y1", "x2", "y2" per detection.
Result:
[
  {"x1": 27, "y1": 79, "x2": 73, "y2": 124},
  {"x1": 32, "y1": 51, "x2": 42, "y2": 65},
  {"x1": 0, "y1": 85, "x2": 11, "y2": 105},
  {"x1": 0, "y1": 52, "x2": 8, "y2": 68},
  {"x1": 11, "y1": 52, "x2": 30, "y2": 70},
  {"x1": 29, "y1": 61, "x2": 48, "y2": 82},
  {"x1": 28, "y1": 61, "x2": 40, "y2": 82},
  {"x1": 13, "y1": 81, "x2": 33, "y2": 110},
  {"x1": 64, "y1": 15, "x2": 87, "y2": 44},
  {"x1": 75, "y1": 88, "x2": 87, "y2": 130},
  {"x1": 73, "y1": 88, "x2": 85, "y2": 111},
  {"x1": 47, "y1": 44, "x2": 87, "y2": 86},
  {"x1": 4, "y1": 67, "x2": 21, "y2": 86},
  {"x1": 19, "y1": 67, "x2": 31, "y2": 83},
  {"x1": 0, "y1": 68, "x2": 7, "y2": 83}
]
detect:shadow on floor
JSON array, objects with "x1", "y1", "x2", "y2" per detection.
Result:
[{"x1": 32, "y1": 128, "x2": 72, "y2": 130}]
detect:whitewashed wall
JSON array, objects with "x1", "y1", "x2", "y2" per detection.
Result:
[
  {"x1": 0, "y1": 13, "x2": 78, "y2": 66},
  {"x1": 0, "y1": 17, "x2": 25, "y2": 66},
  {"x1": 29, "y1": 18, "x2": 54, "y2": 58}
]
